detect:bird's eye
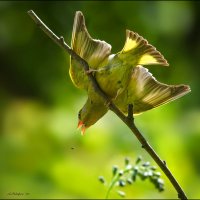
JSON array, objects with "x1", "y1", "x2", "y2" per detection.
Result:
[{"x1": 78, "y1": 110, "x2": 81, "y2": 119}]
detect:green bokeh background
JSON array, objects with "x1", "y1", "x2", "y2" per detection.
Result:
[{"x1": 0, "y1": 1, "x2": 200, "y2": 199}]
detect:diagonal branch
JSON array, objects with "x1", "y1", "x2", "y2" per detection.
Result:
[{"x1": 27, "y1": 10, "x2": 187, "y2": 200}]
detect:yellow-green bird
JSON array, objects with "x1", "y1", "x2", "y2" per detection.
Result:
[{"x1": 69, "y1": 11, "x2": 191, "y2": 134}]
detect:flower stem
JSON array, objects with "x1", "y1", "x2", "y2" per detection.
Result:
[{"x1": 105, "y1": 173, "x2": 119, "y2": 199}]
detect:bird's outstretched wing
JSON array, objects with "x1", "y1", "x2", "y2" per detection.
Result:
[
  {"x1": 71, "y1": 11, "x2": 111, "y2": 69},
  {"x1": 116, "y1": 66, "x2": 190, "y2": 114},
  {"x1": 70, "y1": 11, "x2": 112, "y2": 89},
  {"x1": 118, "y1": 30, "x2": 169, "y2": 66}
]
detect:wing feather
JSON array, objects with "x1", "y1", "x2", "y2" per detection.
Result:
[
  {"x1": 71, "y1": 11, "x2": 111, "y2": 68},
  {"x1": 70, "y1": 11, "x2": 111, "y2": 89},
  {"x1": 115, "y1": 66, "x2": 190, "y2": 114}
]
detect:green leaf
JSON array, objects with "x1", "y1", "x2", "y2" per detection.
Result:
[
  {"x1": 135, "y1": 156, "x2": 142, "y2": 164},
  {"x1": 112, "y1": 165, "x2": 118, "y2": 176},
  {"x1": 124, "y1": 157, "x2": 130, "y2": 166},
  {"x1": 98, "y1": 176, "x2": 105, "y2": 184}
]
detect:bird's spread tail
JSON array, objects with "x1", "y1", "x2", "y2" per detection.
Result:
[{"x1": 118, "y1": 30, "x2": 169, "y2": 66}]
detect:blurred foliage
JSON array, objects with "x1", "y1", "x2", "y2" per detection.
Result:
[
  {"x1": 0, "y1": 1, "x2": 200, "y2": 199},
  {"x1": 99, "y1": 156, "x2": 165, "y2": 198}
]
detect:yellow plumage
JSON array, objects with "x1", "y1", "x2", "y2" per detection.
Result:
[{"x1": 69, "y1": 11, "x2": 190, "y2": 134}]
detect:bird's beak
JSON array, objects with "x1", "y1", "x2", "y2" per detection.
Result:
[
  {"x1": 78, "y1": 120, "x2": 83, "y2": 129},
  {"x1": 77, "y1": 120, "x2": 86, "y2": 135}
]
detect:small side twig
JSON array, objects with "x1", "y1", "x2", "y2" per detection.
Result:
[
  {"x1": 128, "y1": 104, "x2": 134, "y2": 122},
  {"x1": 27, "y1": 10, "x2": 188, "y2": 200}
]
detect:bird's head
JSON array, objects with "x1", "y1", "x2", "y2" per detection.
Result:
[
  {"x1": 77, "y1": 108, "x2": 88, "y2": 135},
  {"x1": 77, "y1": 98, "x2": 108, "y2": 135}
]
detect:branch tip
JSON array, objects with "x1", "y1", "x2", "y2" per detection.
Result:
[
  {"x1": 27, "y1": 10, "x2": 33, "y2": 14},
  {"x1": 59, "y1": 36, "x2": 65, "y2": 44}
]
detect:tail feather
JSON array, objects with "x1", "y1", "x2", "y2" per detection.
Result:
[{"x1": 118, "y1": 30, "x2": 169, "y2": 66}]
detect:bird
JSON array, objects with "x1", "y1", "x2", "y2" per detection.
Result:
[
  {"x1": 78, "y1": 66, "x2": 190, "y2": 134},
  {"x1": 70, "y1": 11, "x2": 168, "y2": 95},
  {"x1": 69, "y1": 11, "x2": 191, "y2": 135}
]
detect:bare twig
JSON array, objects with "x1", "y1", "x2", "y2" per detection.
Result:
[{"x1": 27, "y1": 10, "x2": 187, "y2": 200}]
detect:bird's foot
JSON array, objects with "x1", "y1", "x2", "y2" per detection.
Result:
[
  {"x1": 104, "y1": 100, "x2": 111, "y2": 108},
  {"x1": 112, "y1": 89, "x2": 121, "y2": 101},
  {"x1": 85, "y1": 68, "x2": 106, "y2": 75},
  {"x1": 85, "y1": 69, "x2": 95, "y2": 74}
]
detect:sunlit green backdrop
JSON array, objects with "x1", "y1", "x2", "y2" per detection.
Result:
[{"x1": 0, "y1": 1, "x2": 200, "y2": 199}]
